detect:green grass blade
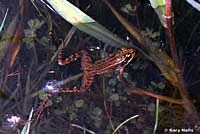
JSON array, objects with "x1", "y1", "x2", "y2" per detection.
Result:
[
  {"x1": 0, "y1": 8, "x2": 9, "y2": 33},
  {"x1": 112, "y1": 115, "x2": 139, "y2": 134},
  {"x1": 21, "y1": 108, "x2": 33, "y2": 134},
  {"x1": 45, "y1": 0, "x2": 130, "y2": 48},
  {"x1": 153, "y1": 98, "x2": 159, "y2": 134}
]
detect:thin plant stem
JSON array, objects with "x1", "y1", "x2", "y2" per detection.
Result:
[
  {"x1": 153, "y1": 99, "x2": 159, "y2": 134},
  {"x1": 102, "y1": 76, "x2": 116, "y2": 133},
  {"x1": 112, "y1": 115, "x2": 139, "y2": 134},
  {"x1": 71, "y1": 124, "x2": 96, "y2": 134}
]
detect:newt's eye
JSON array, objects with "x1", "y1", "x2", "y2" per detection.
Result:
[{"x1": 126, "y1": 54, "x2": 131, "y2": 57}]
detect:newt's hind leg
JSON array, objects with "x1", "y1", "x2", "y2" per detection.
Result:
[
  {"x1": 58, "y1": 42, "x2": 82, "y2": 65},
  {"x1": 36, "y1": 50, "x2": 95, "y2": 120},
  {"x1": 59, "y1": 49, "x2": 95, "y2": 92},
  {"x1": 57, "y1": 50, "x2": 95, "y2": 92},
  {"x1": 79, "y1": 50, "x2": 95, "y2": 92}
]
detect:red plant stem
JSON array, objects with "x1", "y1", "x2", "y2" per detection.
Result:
[
  {"x1": 5, "y1": 0, "x2": 24, "y2": 68},
  {"x1": 128, "y1": 88, "x2": 183, "y2": 105},
  {"x1": 165, "y1": 0, "x2": 199, "y2": 119},
  {"x1": 165, "y1": 0, "x2": 171, "y2": 17},
  {"x1": 165, "y1": 0, "x2": 178, "y2": 65}
]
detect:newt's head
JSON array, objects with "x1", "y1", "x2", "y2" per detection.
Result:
[
  {"x1": 120, "y1": 48, "x2": 136, "y2": 66},
  {"x1": 117, "y1": 48, "x2": 136, "y2": 67}
]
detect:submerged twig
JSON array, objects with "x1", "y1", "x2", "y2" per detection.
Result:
[{"x1": 128, "y1": 87, "x2": 183, "y2": 105}]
